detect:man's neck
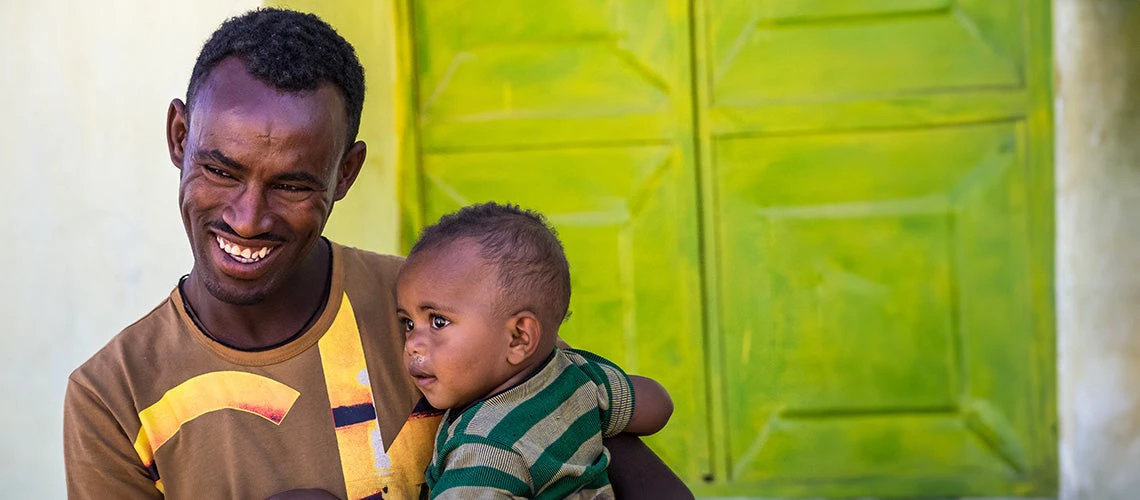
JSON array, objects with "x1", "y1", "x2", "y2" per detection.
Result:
[{"x1": 183, "y1": 240, "x2": 332, "y2": 350}]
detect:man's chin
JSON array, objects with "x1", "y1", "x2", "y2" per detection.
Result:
[{"x1": 202, "y1": 276, "x2": 270, "y2": 306}]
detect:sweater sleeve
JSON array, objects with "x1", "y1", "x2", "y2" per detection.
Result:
[
  {"x1": 64, "y1": 376, "x2": 161, "y2": 499},
  {"x1": 564, "y1": 349, "x2": 635, "y2": 438},
  {"x1": 430, "y1": 439, "x2": 532, "y2": 500}
]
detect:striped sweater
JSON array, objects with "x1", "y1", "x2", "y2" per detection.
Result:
[{"x1": 426, "y1": 348, "x2": 635, "y2": 499}]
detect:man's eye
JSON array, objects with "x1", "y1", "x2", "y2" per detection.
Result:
[
  {"x1": 276, "y1": 184, "x2": 310, "y2": 192},
  {"x1": 203, "y1": 166, "x2": 233, "y2": 179},
  {"x1": 430, "y1": 315, "x2": 450, "y2": 329},
  {"x1": 400, "y1": 318, "x2": 413, "y2": 332}
]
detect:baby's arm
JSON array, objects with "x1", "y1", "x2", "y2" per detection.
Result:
[
  {"x1": 432, "y1": 441, "x2": 531, "y2": 499},
  {"x1": 626, "y1": 375, "x2": 673, "y2": 435},
  {"x1": 559, "y1": 346, "x2": 674, "y2": 435}
]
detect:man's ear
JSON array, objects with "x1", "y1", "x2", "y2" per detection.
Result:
[
  {"x1": 333, "y1": 141, "x2": 367, "y2": 201},
  {"x1": 167, "y1": 99, "x2": 188, "y2": 170},
  {"x1": 505, "y1": 311, "x2": 542, "y2": 366}
]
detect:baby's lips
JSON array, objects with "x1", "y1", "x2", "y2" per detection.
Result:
[{"x1": 406, "y1": 360, "x2": 431, "y2": 378}]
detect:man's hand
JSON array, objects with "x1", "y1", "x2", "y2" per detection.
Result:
[
  {"x1": 265, "y1": 489, "x2": 340, "y2": 500},
  {"x1": 604, "y1": 434, "x2": 694, "y2": 499}
]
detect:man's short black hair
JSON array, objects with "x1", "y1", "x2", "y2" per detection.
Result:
[
  {"x1": 410, "y1": 202, "x2": 572, "y2": 330},
  {"x1": 186, "y1": 8, "x2": 365, "y2": 148}
]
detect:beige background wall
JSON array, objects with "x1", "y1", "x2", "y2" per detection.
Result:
[
  {"x1": 1055, "y1": 1, "x2": 1140, "y2": 498},
  {"x1": 0, "y1": 1, "x2": 259, "y2": 497}
]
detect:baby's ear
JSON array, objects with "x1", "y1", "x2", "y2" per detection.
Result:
[{"x1": 506, "y1": 311, "x2": 542, "y2": 365}]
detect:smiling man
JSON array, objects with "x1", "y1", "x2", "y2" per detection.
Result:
[
  {"x1": 63, "y1": 7, "x2": 688, "y2": 500},
  {"x1": 62, "y1": 10, "x2": 434, "y2": 498}
]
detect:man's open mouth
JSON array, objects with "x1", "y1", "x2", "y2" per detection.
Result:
[{"x1": 216, "y1": 235, "x2": 274, "y2": 264}]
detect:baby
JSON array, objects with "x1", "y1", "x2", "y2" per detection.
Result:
[{"x1": 397, "y1": 202, "x2": 673, "y2": 499}]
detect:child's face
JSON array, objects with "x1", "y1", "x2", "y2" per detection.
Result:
[{"x1": 396, "y1": 240, "x2": 519, "y2": 410}]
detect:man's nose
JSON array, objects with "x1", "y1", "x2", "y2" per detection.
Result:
[{"x1": 223, "y1": 184, "x2": 273, "y2": 239}]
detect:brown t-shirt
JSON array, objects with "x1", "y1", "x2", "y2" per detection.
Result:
[{"x1": 64, "y1": 243, "x2": 442, "y2": 499}]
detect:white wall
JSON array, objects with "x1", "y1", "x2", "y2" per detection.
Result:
[
  {"x1": 1056, "y1": 0, "x2": 1140, "y2": 498},
  {"x1": 0, "y1": 0, "x2": 260, "y2": 496}
]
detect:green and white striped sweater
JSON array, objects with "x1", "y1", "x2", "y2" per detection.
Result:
[{"x1": 426, "y1": 348, "x2": 635, "y2": 499}]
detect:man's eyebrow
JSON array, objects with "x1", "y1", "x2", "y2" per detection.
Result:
[
  {"x1": 193, "y1": 149, "x2": 246, "y2": 171},
  {"x1": 276, "y1": 171, "x2": 326, "y2": 187},
  {"x1": 194, "y1": 149, "x2": 326, "y2": 187}
]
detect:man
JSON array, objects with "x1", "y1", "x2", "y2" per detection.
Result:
[{"x1": 63, "y1": 8, "x2": 690, "y2": 499}]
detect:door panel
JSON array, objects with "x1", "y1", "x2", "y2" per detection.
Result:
[
  {"x1": 704, "y1": 0, "x2": 1028, "y2": 135},
  {"x1": 715, "y1": 122, "x2": 1039, "y2": 494},
  {"x1": 695, "y1": 0, "x2": 1053, "y2": 496},
  {"x1": 707, "y1": 0, "x2": 1024, "y2": 107},
  {"x1": 407, "y1": 0, "x2": 708, "y2": 480},
  {"x1": 414, "y1": 0, "x2": 688, "y2": 148},
  {"x1": 417, "y1": 147, "x2": 707, "y2": 480}
]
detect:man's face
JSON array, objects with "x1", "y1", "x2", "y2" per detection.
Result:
[
  {"x1": 169, "y1": 57, "x2": 360, "y2": 305},
  {"x1": 397, "y1": 240, "x2": 518, "y2": 410}
]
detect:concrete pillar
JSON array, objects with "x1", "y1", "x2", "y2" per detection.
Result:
[{"x1": 1055, "y1": 1, "x2": 1140, "y2": 498}]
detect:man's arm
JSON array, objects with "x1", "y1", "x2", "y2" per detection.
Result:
[
  {"x1": 595, "y1": 359, "x2": 690, "y2": 498},
  {"x1": 604, "y1": 434, "x2": 694, "y2": 500},
  {"x1": 64, "y1": 377, "x2": 162, "y2": 499}
]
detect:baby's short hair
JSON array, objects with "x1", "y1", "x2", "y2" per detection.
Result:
[{"x1": 410, "y1": 202, "x2": 571, "y2": 330}]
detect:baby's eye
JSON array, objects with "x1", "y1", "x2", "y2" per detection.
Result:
[
  {"x1": 430, "y1": 315, "x2": 451, "y2": 329},
  {"x1": 399, "y1": 317, "x2": 413, "y2": 332}
]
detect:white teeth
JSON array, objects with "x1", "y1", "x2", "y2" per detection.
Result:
[{"x1": 215, "y1": 235, "x2": 273, "y2": 263}]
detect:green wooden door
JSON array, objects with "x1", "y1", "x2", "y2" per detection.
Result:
[
  {"x1": 399, "y1": 0, "x2": 1055, "y2": 496},
  {"x1": 401, "y1": 0, "x2": 710, "y2": 482},
  {"x1": 694, "y1": 0, "x2": 1055, "y2": 496}
]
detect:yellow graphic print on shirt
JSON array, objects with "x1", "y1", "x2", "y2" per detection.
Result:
[
  {"x1": 319, "y1": 294, "x2": 394, "y2": 499},
  {"x1": 130, "y1": 293, "x2": 442, "y2": 499},
  {"x1": 318, "y1": 293, "x2": 442, "y2": 500},
  {"x1": 131, "y1": 371, "x2": 301, "y2": 493},
  {"x1": 321, "y1": 296, "x2": 444, "y2": 498},
  {"x1": 382, "y1": 398, "x2": 445, "y2": 498}
]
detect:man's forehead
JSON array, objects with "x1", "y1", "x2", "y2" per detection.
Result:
[{"x1": 190, "y1": 58, "x2": 345, "y2": 132}]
